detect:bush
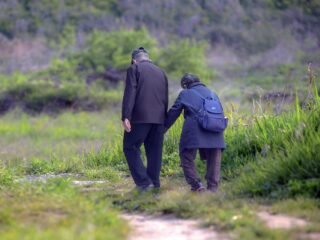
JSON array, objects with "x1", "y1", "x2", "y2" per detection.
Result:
[
  {"x1": 0, "y1": 82, "x2": 122, "y2": 114},
  {"x1": 74, "y1": 28, "x2": 159, "y2": 73},
  {"x1": 0, "y1": 167, "x2": 13, "y2": 186},
  {"x1": 39, "y1": 58, "x2": 80, "y2": 84},
  {"x1": 158, "y1": 39, "x2": 213, "y2": 82}
]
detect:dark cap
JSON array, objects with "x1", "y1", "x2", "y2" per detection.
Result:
[{"x1": 131, "y1": 47, "x2": 148, "y2": 59}]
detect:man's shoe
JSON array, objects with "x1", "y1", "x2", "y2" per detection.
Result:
[{"x1": 136, "y1": 183, "x2": 154, "y2": 192}]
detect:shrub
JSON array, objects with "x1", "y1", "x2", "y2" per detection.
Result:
[
  {"x1": 0, "y1": 82, "x2": 122, "y2": 114},
  {"x1": 39, "y1": 58, "x2": 80, "y2": 83},
  {"x1": 0, "y1": 167, "x2": 13, "y2": 186},
  {"x1": 74, "y1": 28, "x2": 159, "y2": 73},
  {"x1": 158, "y1": 39, "x2": 213, "y2": 82}
]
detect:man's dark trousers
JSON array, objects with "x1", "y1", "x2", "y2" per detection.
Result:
[{"x1": 123, "y1": 123, "x2": 164, "y2": 188}]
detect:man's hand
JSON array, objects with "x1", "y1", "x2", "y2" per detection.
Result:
[{"x1": 122, "y1": 118, "x2": 132, "y2": 132}]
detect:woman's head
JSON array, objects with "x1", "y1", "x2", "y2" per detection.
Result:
[{"x1": 180, "y1": 73, "x2": 200, "y2": 89}]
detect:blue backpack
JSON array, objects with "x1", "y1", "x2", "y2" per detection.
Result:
[{"x1": 189, "y1": 89, "x2": 228, "y2": 133}]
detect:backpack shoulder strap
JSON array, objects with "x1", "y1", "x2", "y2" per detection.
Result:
[
  {"x1": 190, "y1": 88, "x2": 224, "y2": 112},
  {"x1": 189, "y1": 89, "x2": 206, "y2": 100},
  {"x1": 190, "y1": 88, "x2": 217, "y2": 100}
]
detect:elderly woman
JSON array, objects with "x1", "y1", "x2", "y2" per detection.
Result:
[{"x1": 165, "y1": 73, "x2": 226, "y2": 192}]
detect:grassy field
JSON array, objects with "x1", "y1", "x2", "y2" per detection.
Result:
[
  {"x1": 0, "y1": 81, "x2": 319, "y2": 239},
  {"x1": 0, "y1": 179, "x2": 128, "y2": 240},
  {"x1": 0, "y1": 109, "x2": 129, "y2": 240}
]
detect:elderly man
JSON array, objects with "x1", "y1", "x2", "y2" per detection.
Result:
[{"x1": 121, "y1": 47, "x2": 168, "y2": 190}]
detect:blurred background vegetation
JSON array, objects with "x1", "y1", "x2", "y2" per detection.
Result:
[{"x1": 0, "y1": 0, "x2": 319, "y2": 114}]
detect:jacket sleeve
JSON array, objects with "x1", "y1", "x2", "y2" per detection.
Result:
[
  {"x1": 164, "y1": 73, "x2": 169, "y2": 116},
  {"x1": 164, "y1": 91, "x2": 184, "y2": 130},
  {"x1": 121, "y1": 65, "x2": 138, "y2": 121}
]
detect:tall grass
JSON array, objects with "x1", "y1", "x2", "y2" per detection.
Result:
[
  {"x1": 233, "y1": 105, "x2": 319, "y2": 198},
  {"x1": 231, "y1": 71, "x2": 320, "y2": 198}
]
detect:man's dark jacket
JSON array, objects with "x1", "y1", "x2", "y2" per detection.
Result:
[
  {"x1": 165, "y1": 83, "x2": 225, "y2": 158},
  {"x1": 122, "y1": 60, "x2": 168, "y2": 124}
]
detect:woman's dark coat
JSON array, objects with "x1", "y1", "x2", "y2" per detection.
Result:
[{"x1": 165, "y1": 83, "x2": 225, "y2": 159}]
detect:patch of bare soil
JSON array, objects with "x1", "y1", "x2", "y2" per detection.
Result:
[
  {"x1": 122, "y1": 213, "x2": 230, "y2": 240},
  {"x1": 298, "y1": 233, "x2": 320, "y2": 240},
  {"x1": 257, "y1": 211, "x2": 308, "y2": 229},
  {"x1": 14, "y1": 173, "x2": 82, "y2": 183}
]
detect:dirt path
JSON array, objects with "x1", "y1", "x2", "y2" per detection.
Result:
[
  {"x1": 16, "y1": 174, "x2": 318, "y2": 239},
  {"x1": 122, "y1": 214, "x2": 230, "y2": 240},
  {"x1": 257, "y1": 211, "x2": 308, "y2": 229}
]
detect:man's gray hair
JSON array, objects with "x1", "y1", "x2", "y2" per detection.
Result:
[{"x1": 134, "y1": 51, "x2": 149, "y2": 61}]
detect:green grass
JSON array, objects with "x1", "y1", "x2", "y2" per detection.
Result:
[
  {"x1": 0, "y1": 110, "x2": 120, "y2": 140},
  {"x1": 0, "y1": 78, "x2": 319, "y2": 239},
  {"x1": 0, "y1": 81, "x2": 123, "y2": 114},
  {"x1": 231, "y1": 103, "x2": 320, "y2": 198},
  {"x1": 0, "y1": 179, "x2": 128, "y2": 240},
  {"x1": 0, "y1": 110, "x2": 124, "y2": 178}
]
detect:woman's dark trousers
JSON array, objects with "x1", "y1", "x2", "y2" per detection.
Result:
[
  {"x1": 123, "y1": 123, "x2": 164, "y2": 188},
  {"x1": 180, "y1": 148, "x2": 221, "y2": 191}
]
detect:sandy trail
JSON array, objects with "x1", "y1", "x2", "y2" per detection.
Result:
[
  {"x1": 122, "y1": 213, "x2": 230, "y2": 240},
  {"x1": 16, "y1": 174, "x2": 318, "y2": 239},
  {"x1": 257, "y1": 211, "x2": 308, "y2": 229}
]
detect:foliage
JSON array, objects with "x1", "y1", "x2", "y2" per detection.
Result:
[
  {"x1": 0, "y1": 167, "x2": 13, "y2": 186},
  {"x1": 0, "y1": 0, "x2": 118, "y2": 39},
  {"x1": 0, "y1": 72, "x2": 29, "y2": 90},
  {"x1": 40, "y1": 58, "x2": 80, "y2": 83},
  {"x1": 269, "y1": 0, "x2": 320, "y2": 16},
  {"x1": 74, "y1": 28, "x2": 159, "y2": 72},
  {"x1": 0, "y1": 81, "x2": 122, "y2": 114},
  {"x1": 32, "y1": 28, "x2": 212, "y2": 86},
  {"x1": 158, "y1": 39, "x2": 212, "y2": 82},
  {"x1": 1, "y1": 0, "x2": 319, "y2": 73},
  {"x1": 234, "y1": 105, "x2": 320, "y2": 198}
]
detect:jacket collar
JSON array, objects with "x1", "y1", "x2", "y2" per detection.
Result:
[
  {"x1": 138, "y1": 59, "x2": 152, "y2": 64},
  {"x1": 188, "y1": 82, "x2": 205, "y2": 88}
]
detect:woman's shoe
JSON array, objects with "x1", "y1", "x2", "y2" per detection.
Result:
[
  {"x1": 207, "y1": 187, "x2": 218, "y2": 192},
  {"x1": 191, "y1": 183, "x2": 206, "y2": 192}
]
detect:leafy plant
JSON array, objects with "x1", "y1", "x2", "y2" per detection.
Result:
[
  {"x1": 74, "y1": 28, "x2": 159, "y2": 72},
  {"x1": 158, "y1": 39, "x2": 213, "y2": 82}
]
